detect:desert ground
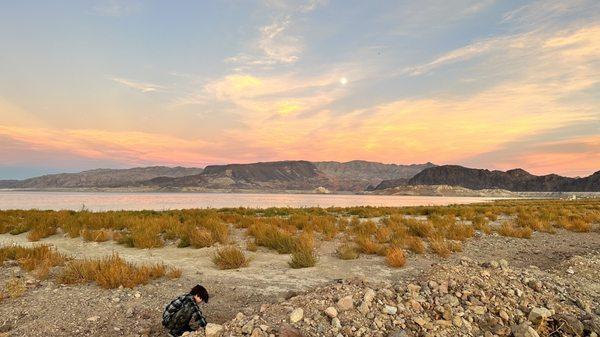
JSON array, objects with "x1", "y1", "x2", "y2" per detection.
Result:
[{"x1": 0, "y1": 200, "x2": 599, "y2": 337}]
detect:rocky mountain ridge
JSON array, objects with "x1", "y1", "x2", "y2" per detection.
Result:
[{"x1": 374, "y1": 165, "x2": 600, "y2": 192}]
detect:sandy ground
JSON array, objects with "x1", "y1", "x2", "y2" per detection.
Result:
[{"x1": 0, "y1": 228, "x2": 599, "y2": 336}]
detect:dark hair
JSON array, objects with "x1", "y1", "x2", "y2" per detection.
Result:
[{"x1": 190, "y1": 284, "x2": 209, "y2": 303}]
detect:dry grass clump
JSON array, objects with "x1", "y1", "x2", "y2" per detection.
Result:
[
  {"x1": 27, "y1": 226, "x2": 57, "y2": 242},
  {"x1": 3, "y1": 277, "x2": 26, "y2": 299},
  {"x1": 385, "y1": 247, "x2": 406, "y2": 268},
  {"x1": 246, "y1": 239, "x2": 258, "y2": 252},
  {"x1": 355, "y1": 235, "x2": 385, "y2": 255},
  {"x1": 212, "y1": 245, "x2": 250, "y2": 270},
  {"x1": 289, "y1": 233, "x2": 318, "y2": 269},
  {"x1": 58, "y1": 253, "x2": 178, "y2": 288},
  {"x1": 0, "y1": 245, "x2": 67, "y2": 279},
  {"x1": 404, "y1": 236, "x2": 425, "y2": 254},
  {"x1": 248, "y1": 222, "x2": 296, "y2": 254},
  {"x1": 558, "y1": 216, "x2": 591, "y2": 232},
  {"x1": 336, "y1": 243, "x2": 359, "y2": 260},
  {"x1": 81, "y1": 229, "x2": 112, "y2": 242},
  {"x1": 428, "y1": 235, "x2": 452, "y2": 258},
  {"x1": 187, "y1": 228, "x2": 215, "y2": 248},
  {"x1": 497, "y1": 221, "x2": 533, "y2": 238}
]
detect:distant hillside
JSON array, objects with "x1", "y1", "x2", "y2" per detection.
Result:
[
  {"x1": 380, "y1": 165, "x2": 600, "y2": 192},
  {"x1": 145, "y1": 160, "x2": 330, "y2": 190},
  {"x1": 314, "y1": 160, "x2": 435, "y2": 190},
  {"x1": 1, "y1": 166, "x2": 203, "y2": 189}
]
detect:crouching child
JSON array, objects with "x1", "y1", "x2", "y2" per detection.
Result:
[{"x1": 162, "y1": 284, "x2": 209, "y2": 337}]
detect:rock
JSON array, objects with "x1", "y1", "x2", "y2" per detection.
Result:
[
  {"x1": 289, "y1": 308, "x2": 304, "y2": 323},
  {"x1": 278, "y1": 325, "x2": 303, "y2": 337},
  {"x1": 205, "y1": 323, "x2": 224, "y2": 337},
  {"x1": 251, "y1": 327, "x2": 266, "y2": 337},
  {"x1": 471, "y1": 305, "x2": 486, "y2": 315},
  {"x1": 566, "y1": 267, "x2": 575, "y2": 274},
  {"x1": 324, "y1": 307, "x2": 338, "y2": 318},
  {"x1": 383, "y1": 305, "x2": 397, "y2": 315},
  {"x1": 87, "y1": 316, "x2": 100, "y2": 322},
  {"x1": 499, "y1": 259, "x2": 509, "y2": 269},
  {"x1": 551, "y1": 313, "x2": 584, "y2": 336},
  {"x1": 413, "y1": 317, "x2": 427, "y2": 327},
  {"x1": 242, "y1": 320, "x2": 255, "y2": 334},
  {"x1": 337, "y1": 295, "x2": 353, "y2": 311},
  {"x1": 363, "y1": 288, "x2": 376, "y2": 303},
  {"x1": 528, "y1": 307, "x2": 552, "y2": 324},
  {"x1": 512, "y1": 323, "x2": 540, "y2": 337},
  {"x1": 332, "y1": 317, "x2": 342, "y2": 329},
  {"x1": 499, "y1": 310, "x2": 510, "y2": 321},
  {"x1": 387, "y1": 330, "x2": 413, "y2": 337}
]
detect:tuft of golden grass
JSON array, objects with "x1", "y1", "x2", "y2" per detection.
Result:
[
  {"x1": 336, "y1": 243, "x2": 359, "y2": 260},
  {"x1": 246, "y1": 239, "x2": 258, "y2": 252},
  {"x1": 404, "y1": 236, "x2": 425, "y2": 254},
  {"x1": 27, "y1": 226, "x2": 57, "y2": 242},
  {"x1": 187, "y1": 228, "x2": 215, "y2": 248},
  {"x1": 497, "y1": 221, "x2": 533, "y2": 239},
  {"x1": 81, "y1": 229, "x2": 112, "y2": 242},
  {"x1": 428, "y1": 235, "x2": 452, "y2": 258},
  {"x1": 355, "y1": 235, "x2": 385, "y2": 255},
  {"x1": 289, "y1": 233, "x2": 318, "y2": 269},
  {"x1": 58, "y1": 253, "x2": 175, "y2": 289},
  {"x1": 558, "y1": 216, "x2": 591, "y2": 232},
  {"x1": 212, "y1": 245, "x2": 250, "y2": 270},
  {"x1": 385, "y1": 246, "x2": 406, "y2": 268},
  {"x1": 0, "y1": 245, "x2": 67, "y2": 279},
  {"x1": 248, "y1": 222, "x2": 296, "y2": 254},
  {"x1": 4, "y1": 277, "x2": 26, "y2": 299}
]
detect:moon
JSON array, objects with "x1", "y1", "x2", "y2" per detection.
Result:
[{"x1": 339, "y1": 77, "x2": 348, "y2": 85}]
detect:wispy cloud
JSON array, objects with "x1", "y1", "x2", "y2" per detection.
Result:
[
  {"x1": 92, "y1": 0, "x2": 140, "y2": 17},
  {"x1": 110, "y1": 77, "x2": 165, "y2": 93}
]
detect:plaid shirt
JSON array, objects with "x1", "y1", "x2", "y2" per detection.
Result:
[{"x1": 163, "y1": 294, "x2": 207, "y2": 329}]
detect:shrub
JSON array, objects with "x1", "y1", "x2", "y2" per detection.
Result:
[
  {"x1": 559, "y1": 216, "x2": 591, "y2": 232},
  {"x1": 81, "y1": 229, "x2": 112, "y2": 242},
  {"x1": 289, "y1": 242, "x2": 318, "y2": 269},
  {"x1": 385, "y1": 247, "x2": 406, "y2": 268},
  {"x1": 0, "y1": 245, "x2": 67, "y2": 279},
  {"x1": 58, "y1": 253, "x2": 174, "y2": 289},
  {"x1": 336, "y1": 243, "x2": 359, "y2": 260},
  {"x1": 27, "y1": 226, "x2": 57, "y2": 242},
  {"x1": 404, "y1": 236, "x2": 425, "y2": 254},
  {"x1": 355, "y1": 235, "x2": 385, "y2": 255},
  {"x1": 248, "y1": 223, "x2": 296, "y2": 254},
  {"x1": 187, "y1": 228, "x2": 215, "y2": 248},
  {"x1": 212, "y1": 246, "x2": 250, "y2": 270},
  {"x1": 497, "y1": 221, "x2": 532, "y2": 239},
  {"x1": 246, "y1": 239, "x2": 257, "y2": 252},
  {"x1": 4, "y1": 277, "x2": 26, "y2": 299},
  {"x1": 428, "y1": 236, "x2": 452, "y2": 258}
]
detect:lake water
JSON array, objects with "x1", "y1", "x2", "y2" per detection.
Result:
[{"x1": 0, "y1": 191, "x2": 499, "y2": 211}]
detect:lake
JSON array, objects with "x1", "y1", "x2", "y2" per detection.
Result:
[{"x1": 0, "y1": 191, "x2": 499, "y2": 211}]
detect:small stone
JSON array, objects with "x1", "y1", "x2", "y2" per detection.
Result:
[
  {"x1": 251, "y1": 327, "x2": 266, "y2": 337},
  {"x1": 242, "y1": 320, "x2": 254, "y2": 334},
  {"x1": 324, "y1": 307, "x2": 338, "y2": 318},
  {"x1": 413, "y1": 317, "x2": 426, "y2": 327},
  {"x1": 512, "y1": 323, "x2": 540, "y2": 337},
  {"x1": 453, "y1": 316, "x2": 463, "y2": 327},
  {"x1": 289, "y1": 308, "x2": 304, "y2": 323},
  {"x1": 528, "y1": 307, "x2": 552, "y2": 324},
  {"x1": 337, "y1": 295, "x2": 353, "y2": 311},
  {"x1": 363, "y1": 288, "x2": 376, "y2": 303},
  {"x1": 205, "y1": 323, "x2": 224, "y2": 337},
  {"x1": 383, "y1": 305, "x2": 398, "y2": 315},
  {"x1": 332, "y1": 317, "x2": 342, "y2": 329},
  {"x1": 471, "y1": 306, "x2": 486, "y2": 315},
  {"x1": 566, "y1": 267, "x2": 575, "y2": 274},
  {"x1": 499, "y1": 310, "x2": 509, "y2": 321},
  {"x1": 87, "y1": 316, "x2": 99, "y2": 322}
]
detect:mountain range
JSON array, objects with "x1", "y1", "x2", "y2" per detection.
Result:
[
  {"x1": 374, "y1": 165, "x2": 600, "y2": 192},
  {"x1": 1, "y1": 161, "x2": 598, "y2": 192},
  {"x1": 0, "y1": 161, "x2": 434, "y2": 191}
]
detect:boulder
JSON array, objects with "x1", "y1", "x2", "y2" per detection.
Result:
[{"x1": 205, "y1": 323, "x2": 224, "y2": 337}]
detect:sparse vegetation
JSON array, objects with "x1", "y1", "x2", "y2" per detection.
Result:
[
  {"x1": 0, "y1": 199, "x2": 599, "y2": 270},
  {"x1": 289, "y1": 233, "x2": 318, "y2": 268},
  {"x1": 212, "y1": 245, "x2": 250, "y2": 269},
  {"x1": 385, "y1": 246, "x2": 406, "y2": 268},
  {"x1": 336, "y1": 243, "x2": 359, "y2": 260},
  {"x1": 3, "y1": 277, "x2": 26, "y2": 299},
  {"x1": 58, "y1": 253, "x2": 178, "y2": 289}
]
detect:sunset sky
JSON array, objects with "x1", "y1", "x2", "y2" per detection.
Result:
[{"x1": 1, "y1": 0, "x2": 599, "y2": 179}]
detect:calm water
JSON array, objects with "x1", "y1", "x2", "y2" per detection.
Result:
[{"x1": 0, "y1": 191, "x2": 498, "y2": 211}]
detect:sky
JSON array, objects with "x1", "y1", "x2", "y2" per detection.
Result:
[{"x1": 0, "y1": 0, "x2": 599, "y2": 179}]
